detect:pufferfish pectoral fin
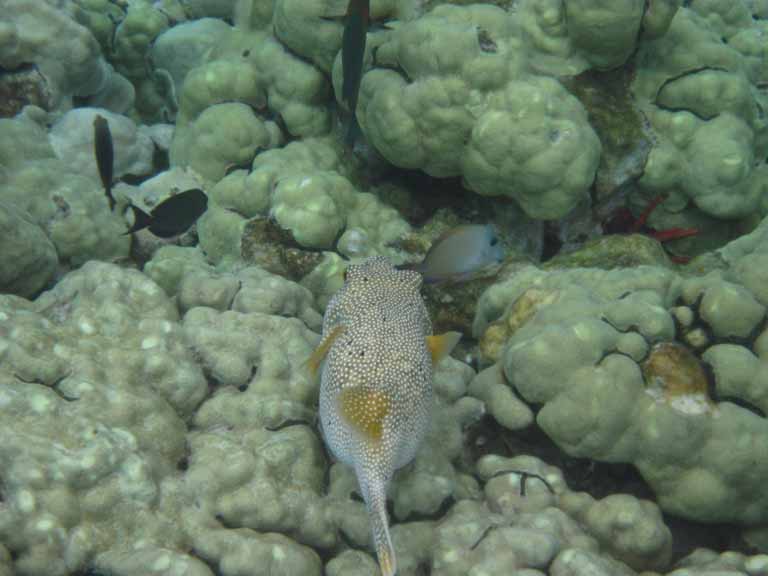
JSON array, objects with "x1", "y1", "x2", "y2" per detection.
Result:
[
  {"x1": 307, "y1": 324, "x2": 346, "y2": 377},
  {"x1": 426, "y1": 331, "x2": 462, "y2": 366}
]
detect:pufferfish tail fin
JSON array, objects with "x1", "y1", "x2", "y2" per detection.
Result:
[{"x1": 361, "y1": 472, "x2": 397, "y2": 576}]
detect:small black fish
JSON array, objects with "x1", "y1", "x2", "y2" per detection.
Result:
[
  {"x1": 342, "y1": 0, "x2": 369, "y2": 144},
  {"x1": 124, "y1": 188, "x2": 208, "y2": 238},
  {"x1": 93, "y1": 114, "x2": 116, "y2": 211}
]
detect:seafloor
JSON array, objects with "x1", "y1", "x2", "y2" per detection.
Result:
[{"x1": 1, "y1": 1, "x2": 768, "y2": 575}]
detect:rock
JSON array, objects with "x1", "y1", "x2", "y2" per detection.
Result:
[
  {"x1": 642, "y1": 342, "x2": 715, "y2": 415},
  {"x1": 545, "y1": 233, "x2": 672, "y2": 270},
  {"x1": 0, "y1": 65, "x2": 52, "y2": 117},
  {"x1": 240, "y1": 218, "x2": 324, "y2": 281},
  {"x1": 562, "y1": 66, "x2": 652, "y2": 202}
]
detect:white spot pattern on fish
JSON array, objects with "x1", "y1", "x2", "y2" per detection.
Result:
[{"x1": 311, "y1": 256, "x2": 460, "y2": 576}]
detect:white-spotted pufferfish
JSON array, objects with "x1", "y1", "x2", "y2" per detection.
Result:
[{"x1": 309, "y1": 256, "x2": 461, "y2": 576}]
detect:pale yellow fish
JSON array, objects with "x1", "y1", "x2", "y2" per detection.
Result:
[{"x1": 310, "y1": 256, "x2": 460, "y2": 575}]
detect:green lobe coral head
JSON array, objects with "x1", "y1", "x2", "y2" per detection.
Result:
[
  {"x1": 356, "y1": 4, "x2": 602, "y2": 221},
  {"x1": 564, "y1": 0, "x2": 646, "y2": 70}
]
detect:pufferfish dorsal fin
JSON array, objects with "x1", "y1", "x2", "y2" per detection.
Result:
[
  {"x1": 426, "y1": 331, "x2": 462, "y2": 366},
  {"x1": 307, "y1": 324, "x2": 346, "y2": 377},
  {"x1": 338, "y1": 387, "x2": 391, "y2": 442}
]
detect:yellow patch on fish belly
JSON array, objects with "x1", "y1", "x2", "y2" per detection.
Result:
[
  {"x1": 338, "y1": 387, "x2": 391, "y2": 442},
  {"x1": 426, "y1": 331, "x2": 462, "y2": 366},
  {"x1": 307, "y1": 324, "x2": 346, "y2": 377}
]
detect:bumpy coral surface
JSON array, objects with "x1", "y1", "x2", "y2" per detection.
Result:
[
  {"x1": 198, "y1": 137, "x2": 411, "y2": 262},
  {"x1": 633, "y1": 6, "x2": 768, "y2": 220},
  {"x1": 473, "y1": 217, "x2": 768, "y2": 528},
  {"x1": 353, "y1": 4, "x2": 602, "y2": 219},
  {"x1": 0, "y1": 260, "x2": 482, "y2": 576},
  {"x1": 6, "y1": 250, "x2": 768, "y2": 575},
  {"x1": 0, "y1": 0, "x2": 110, "y2": 111},
  {"x1": 0, "y1": 111, "x2": 130, "y2": 268},
  {"x1": 4, "y1": 1, "x2": 768, "y2": 575}
]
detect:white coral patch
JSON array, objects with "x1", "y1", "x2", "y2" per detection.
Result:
[
  {"x1": 31, "y1": 392, "x2": 53, "y2": 413},
  {"x1": 152, "y1": 553, "x2": 171, "y2": 571}
]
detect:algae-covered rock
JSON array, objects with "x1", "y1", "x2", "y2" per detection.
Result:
[
  {"x1": 544, "y1": 233, "x2": 673, "y2": 270},
  {"x1": 422, "y1": 274, "x2": 501, "y2": 336},
  {"x1": 642, "y1": 342, "x2": 715, "y2": 415},
  {"x1": 240, "y1": 218, "x2": 325, "y2": 281},
  {"x1": 0, "y1": 66, "x2": 52, "y2": 117},
  {"x1": 562, "y1": 67, "x2": 652, "y2": 202}
]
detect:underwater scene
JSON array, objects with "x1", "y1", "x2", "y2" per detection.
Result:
[{"x1": 1, "y1": 0, "x2": 768, "y2": 575}]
